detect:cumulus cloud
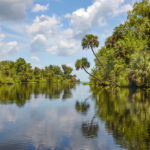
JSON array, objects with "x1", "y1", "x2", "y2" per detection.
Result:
[
  {"x1": 26, "y1": 15, "x2": 60, "y2": 35},
  {"x1": 0, "y1": 0, "x2": 33, "y2": 21},
  {"x1": 65, "y1": 0, "x2": 132, "y2": 35},
  {"x1": 46, "y1": 38, "x2": 78, "y2": 56},
  {"x1": 31, "y1": 34, "x2": 47, "y2": 52},
  {"x1": 0, "y1": 33, "x2": 19, "y2": 59},
  {"x1": 26, "y1": 0, "x2": 132, "y2": 56},
  {"x1": 30, "y1": 56, "x2": 41, "y2": 68},
  {"x1": 32, "y1": 4, "x2": 49, "y2": 12},
  {"x1": 0, "y1": 33, "x2": 5, "y2": 41},
  {"x1": 31, "y1": 56, "x2": 40, "y2": 62},
  {"x1": 26, "y1": 15, "x2": 79, "y2": 56}
]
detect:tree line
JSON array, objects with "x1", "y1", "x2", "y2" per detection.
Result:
[{"x1": 0, "y1": 58, "x2": 79, "y2": 84}]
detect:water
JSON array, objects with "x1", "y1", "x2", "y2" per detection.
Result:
[{"x1": 0, "y1": 83, "x2": 149, "y2": 150}]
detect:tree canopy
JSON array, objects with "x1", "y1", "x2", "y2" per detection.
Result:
[
  {"x1": 0, "y1": 58, "x2": 79, "y2": 84},
  {"x1": 90, "y1": 0, "x2": 150, "y2": 87}
]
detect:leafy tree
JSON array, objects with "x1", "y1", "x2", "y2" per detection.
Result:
[
  {"x1": 75, "y1": 58, "x2": 90, "y2": 75},
  {"x1": 75, "y1": 58, "x2": 107, "y2": 85},
  {"x1": 82, "y1": 34, "x2": 103, "y2": 67},
  {"x1": 15, "y1": 58, "x2": 27, "y2": 74},
  {"x1": 89, "y1": 0, "x2": 150, "y2": 87},
  {"x1": 62, "y1": 65, "x2": 73, "y2": 76},
  {"x1": 0, "y1": 57, "x2": 79, "y2": 84},
  {"x1": 34, "y1": 67, "x2": 41, "y2": 76}
]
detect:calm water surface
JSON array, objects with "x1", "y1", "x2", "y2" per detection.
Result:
[{"x1": 0, "y1": 83, "x2": 150, "y2": 150}]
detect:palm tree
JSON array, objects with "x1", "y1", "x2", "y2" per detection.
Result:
[
  {"x1": 75, "y1": 58, "x2": 107, "y2": 86},
  {"x1": 82, "y1": 34, "x2": 103, "y2": 67}
]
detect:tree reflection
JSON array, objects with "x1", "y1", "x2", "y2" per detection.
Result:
[
  {"x1": 91, "y1": 86, "x2": 150, "y2": 150},
  {"x1": 0, "y1": 83, "x2": 76, "y2": 107},
  {"x1": 75, "y1": 95, "x2": 99, "y2": 138},
  {"x1": 81, "y1": 113, "x2": 99, "y2": 138},
  {"x1": 62, "y1": 85, "x2": 73, "y2": 100},
  {"x1": 75, "y1": 96, "x2": 91, "y2": 115}
]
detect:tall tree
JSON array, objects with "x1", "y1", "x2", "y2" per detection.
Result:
[{"x1": 82, "y1": 34, "x2": 103, "y2": 67}]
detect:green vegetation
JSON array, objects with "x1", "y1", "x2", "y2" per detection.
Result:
[
  {"x1": 91, "y1": 86, "x2": 150, "y2": 150},
  {"x1": 75, "y1": 96, "x2": 91, "y2": 115},
  {"x1": 82, "y1": 34, "x2": 103, "y2": 67},
  {"x1": 0, "y1": 57, "x2": 79, "y2": 84},
  {"x1": 75, "y1": 95, "x2": 99, "y2": 138},
  {"x1": 76, "y1": 0, "x2": 150, "y2": 87},
  {"x1": 0, "y1": 83, "x2": 76, "y2": 106}
]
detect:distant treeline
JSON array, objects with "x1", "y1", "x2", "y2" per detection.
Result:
[{"x1": 0, "y1": 58, "x2": 79, "y2": 84}]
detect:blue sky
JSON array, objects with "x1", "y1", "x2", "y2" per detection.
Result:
[{"x1": 0, "y1": 0, "x2": 135, "y2": 81}]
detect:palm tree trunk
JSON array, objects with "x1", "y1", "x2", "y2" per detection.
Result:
[
  {"x1": 83, "y1": 67, "x2": 108, "y2": 86},
  {"x1": 91, "y1": 47, "x2": 104, "y2": 68}
]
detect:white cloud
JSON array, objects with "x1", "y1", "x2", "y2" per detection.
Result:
[
  {"x1": 32, "y1": 4, "x2": 49, "y2": 12},
  {"x1": 46, "y1": 46, "x2": 58, "y2": 55},
  {"x1": 0, "y1": 33, "x2": 5, "y2": 41},
  {"x1": 31, "y1": 34, "x2": 47, "y2": 52},
  {"x1": 0, "y1": 0, "x2": 33, "y2": 21},
  {"x1": 26, "y1": 0, "x2": 132, "y2": 56},
  {"x1": 114, "y1": 4, "x2": 133, "y2": 15},
  {"x1": 26, "y1": 15, "x2": 79, "y2": 55},
  {"x1": 26, "y1": 15, "x2": 60, "y2": 35},
  {"x1": 31, "y1": 56, "x2": 40, "y2": 61},
  {"x1": 0, "y1": 33, "x2": 19, "y2": 59},
  {"x1": 6, "y1": 41, "x2": 18, "y2": 53},
  {"x1": 30, "y1": 56, "x2": 41, "y2": 68},
  {"x1": 46, "y1": 38, "x2": 78, "y2": 56},
  {"x1": 66, "y1": 0, "x2": 132, "y2": 36}
]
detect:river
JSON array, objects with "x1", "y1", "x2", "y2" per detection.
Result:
[{"x1": 0, "y1": 83, "x2": 149, "y2": 150}]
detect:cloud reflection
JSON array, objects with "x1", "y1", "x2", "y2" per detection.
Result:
[{"x1": 0, "y1": 106, "x2": 18, "y2": 131}]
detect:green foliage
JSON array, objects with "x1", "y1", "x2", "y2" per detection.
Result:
[
  {"x1": 82, "y1": 34, "x2": 99, "y2": 49},
  {"x1": 0, "y1": 57, "x2": 79, "y2": 84},
  {"x1": 91, "y1": 86, "x2": 150, "y2": 150},
  {"x1": 75, "y1": 58, "x2": 90, "y2": 70},
  {"x1": 0, "y1": 83, "x2": 76, "y2": 106},
  {"x1": 90, "y1": 0, "x2": 150, "y2": 87},
  {"x1": 61, "y1": 64, "x2": 73, "y2": 80},
  {"x1": 82, "y1": 34, "x2": 103, "y2": 67}
]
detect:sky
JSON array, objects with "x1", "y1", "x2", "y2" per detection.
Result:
[{"x1": 0, "y1": 0, "x2": 136, "y2": 81}]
